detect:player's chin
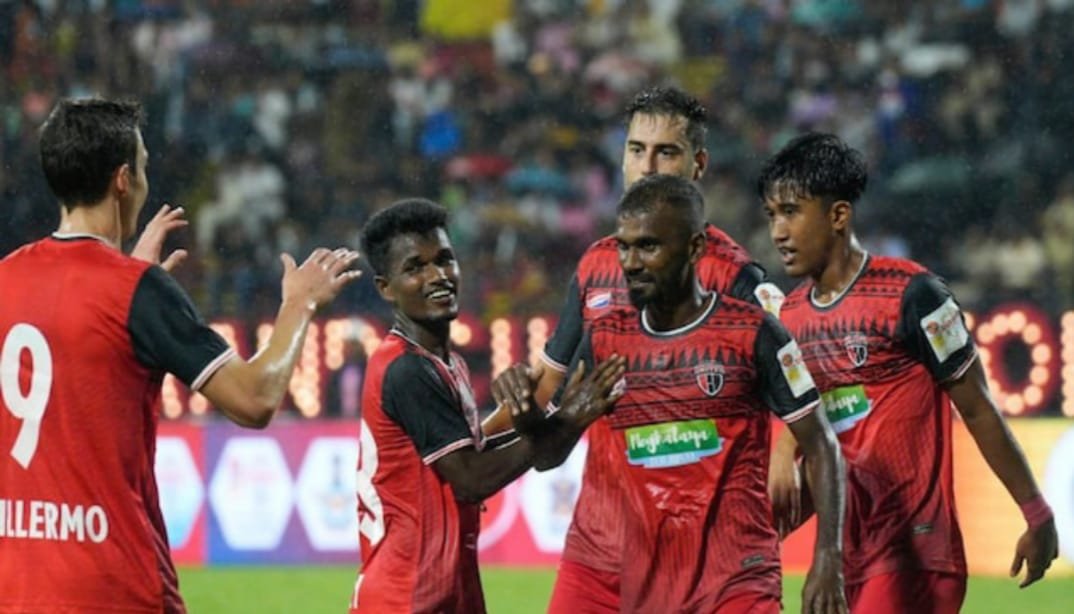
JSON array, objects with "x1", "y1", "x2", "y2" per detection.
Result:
[
  {"x1": 426, "y1": 305, "x2": 459, "y2": 322},
  {"x1": 780, "y1": 260, "x2": 808, "y2": 278},
  {"x1": 627, "y1": 287, "x2": 652, "y2": 310}
]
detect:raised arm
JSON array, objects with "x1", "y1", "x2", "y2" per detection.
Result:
[{"x1": 199, "y1": 248, "x2": 361, "y2": 427}]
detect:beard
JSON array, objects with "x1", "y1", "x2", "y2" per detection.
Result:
[{"x1": 627, "y1": 282, "x2": 661, "y2": 310}]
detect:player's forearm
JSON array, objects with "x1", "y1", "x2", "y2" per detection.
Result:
[
  {"x1": 239, "y1": 299, "x2": 316, "y2": 423},
  {"x1": 525, "y1": 418, "x2": 585, "y2": 471},
  {"x1": 961, "y1": 406, "x2": 1041, "y2": 504},
  {"x1": 447, "y1": 439, "x2": 536, "y2": 503},
  {"x1": 772, "y1": 425, "x2": 800, "y2": 464},
  {"x1": 802, "y1": 433, "x2": 845, "y2": 559}
]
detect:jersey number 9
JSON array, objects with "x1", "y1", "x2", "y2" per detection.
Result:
[{"x1": 1, "y1": 323, "x2": 53, "y2": 469}]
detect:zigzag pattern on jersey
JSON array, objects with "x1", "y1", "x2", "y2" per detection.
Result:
[
  {"x1": 590, "y1": 299, "x2": 768, "y2": 429},
  {"x1": 783, "y1": 256, "x2": 924, "y2": 388},
  {"x1": 577, "y1": 226, "x2": 754, "y2": 295}
]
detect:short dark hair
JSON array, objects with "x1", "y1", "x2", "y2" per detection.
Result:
[
  {"x1": 618, "y1": 174, "x2": 704, "y2": 234},
  {"x1": 361, "y1": 198, "x2": 449, "y2": 276},
  {"x1": 38, "y1": 98, "x2": 144, "y2": 207},
  {"x1": 756, "y1": 132, "x2": 868, "y2": 206},
  {"x1": 625, "y1": 86, "x2": 708, "y2": 152}
]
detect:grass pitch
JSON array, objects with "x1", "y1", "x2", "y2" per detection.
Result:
[{"x1": 178, "y1": 565, "x2": 1072, "y2": 613}]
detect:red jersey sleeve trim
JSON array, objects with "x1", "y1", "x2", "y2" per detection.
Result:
[
  {"x1": 941, "y1": 348, "x2": 978, "y2": 384},
  {"x1": 541, "y1": 350, "x2": 568, "y2": 373},
  {"x1": 190, "y1": 347, "x2": 237, "y2": 392},
  {"x1": 422, "y1": 437, "x2": 475, "y2": 465},
  {"x1": 781, "y1": 399, "x2": 820, "y2": 424}
]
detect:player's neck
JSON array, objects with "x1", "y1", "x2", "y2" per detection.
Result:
[
  {"x1": 813, "y1": 237, "x2": 867, "y2": 305},
  {"x1": 56, "y1": 199, "x2": 123, "y2": 248},
  {"x1": 644, "y1": 281, "x2": 710, "y2": 332},
  {"x1": 394, "y1": 315, "x2": 451, "y2": 360}
]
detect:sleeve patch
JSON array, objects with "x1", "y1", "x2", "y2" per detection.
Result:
[
  {"x1": 919, "y1": 297, "x2": 969, "y2": 363},
  {"x1": 754, "y1": 282, "x2": 786, "y2": 316},
  {"x1": 777, "y1": 340, "x2": 816, "y2": 398}
]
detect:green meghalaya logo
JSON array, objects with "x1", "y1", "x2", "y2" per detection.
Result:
[
  {"x1": 625, "y1": 419, "x2": 722, "y2": 468},
  {"x1": 820, "y1": 385, "x2": 871, "y2": 434}
]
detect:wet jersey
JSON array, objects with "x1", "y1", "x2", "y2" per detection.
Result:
[
  {"x1": 0, "y1": 235, "x2": 233, "y2": 614},
  {"x1": 542, "y1": 225, "x2": 776, "y2": 574},
  {"x1": 583, "y1": 294, "x2": 819, "y2": 610},
  {"x1": 352, "y1": 331, "x2": 488, "y2": 614},
  {"x1": 780, "y1": 254, "x2": 975, "y2": 583}
]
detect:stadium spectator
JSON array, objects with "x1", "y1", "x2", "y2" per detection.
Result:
[
  {"x1": 762, "y1": 133, "x2": 1059, "y2": 613},
  {"x1": 0, "y1": 97, "x2": 361, "y2": 613}
]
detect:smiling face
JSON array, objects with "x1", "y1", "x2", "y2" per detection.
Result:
[
  {"x1": 375, "y1": 228, "x2": 460, "y2": 324},
  {"x1": 763, "y1": 186, "x2": 845, "y2": 279},
  {"x1": 621, "y1": 113, "x2": 707, "y2": 188},
  {"x1": 616, "y1": 201, "x2": 703, "y2": 311}
]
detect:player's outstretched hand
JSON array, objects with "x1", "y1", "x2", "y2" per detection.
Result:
[
  {"x1": 1010, "y1": 518, "x2": 1058, "y2": 588},
  {"x1": 557, "y1": 356, "x2": 626, "y2": 429},
  {"x1": 130, "y1": 203, "x2": 189, "y2": 272},
  {"x1": 491, "y1": 362, "x2": 544, "y2": 435},
  {"x1": 280, "y1": 247, "x2": 362, "y2": 311},
  {"x1": 802, "y1": 554, "x2": 848, "y2": 614},
  {"x1": 769, "y1": 448, "x2": 803, "y2": 539}
]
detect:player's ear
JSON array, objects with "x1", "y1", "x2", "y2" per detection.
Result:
[
  {"x1": 829, "y1": 199, "x2": 852, "y2": 231},
  {"x1": 113, "y1": 162, "x2": 131, "y2": 196},
  {"x1": 688, "y1": 230, "x2": 705, "y2": 264},
  {"x1": 374, "y1": 275, "x2": 395, "y2": 303},
  {"x1": 692, "y1": 148, "x2": 708, "y2": 181}
]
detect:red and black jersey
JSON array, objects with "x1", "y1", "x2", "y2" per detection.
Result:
[
  {"x1": 543, "y1": 224, "x2": 766, "y2": 372},
  {"x1": 541, "y1": 224, "x2": 774, "y2": 575},
  {"x1": 579, "y1": 294, "x2": 819, "y2": 611},
  {"x1": 352, "y1": 331, "x2": 487, "y2": 614},
  {"x1": 780, "y1": 254, "x2": 975, "y2": 584},
  {"x1": 0, "y1": 235, "x2": 233, "y2": 614}
]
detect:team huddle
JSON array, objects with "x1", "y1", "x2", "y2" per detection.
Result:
[{"x1": 0, "y1": 88, "x2": 1060, "y2": 614}]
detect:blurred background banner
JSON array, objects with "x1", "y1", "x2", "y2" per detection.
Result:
[{"x1": 157, "y1": 416, "x2": 1074, "y2": 576}]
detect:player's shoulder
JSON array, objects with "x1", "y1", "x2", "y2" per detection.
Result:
[
  {"x1": 713, "y1": 292, "x2": 770, "y2": 325},
  {"x1": 366, "y1": 333, "x2": 412, "y2": 377},
  {"x1": 576, "y1": 234, "x2": 624, "y2": 288},
  {"x1": 781, "y1": 282, "x2": 812, "y2": 311},
  {"x1": 579, "y1": 235, "x2": 619, "y2": 266},
  {"x1": 589, "y1": 306, "x2": 639, "y2": 334},
  {"x1": 702, "y1": 224, "x2": 753, "y2": 264},
  {"x1": 862, "y1": 254, "x2": 929, "y2": 281}
]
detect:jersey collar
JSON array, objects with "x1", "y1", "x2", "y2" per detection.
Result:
[
  {"x1": 641, "y1": 291, "x2": 718, "y2": 337},
  {"x1": 809, "y1": 252, "x2": 870, "y2": 309}
]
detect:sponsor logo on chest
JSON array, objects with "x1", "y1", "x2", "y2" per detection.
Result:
[{"x1": 624, "y1": 419, "x2": 723, "y2": 468}]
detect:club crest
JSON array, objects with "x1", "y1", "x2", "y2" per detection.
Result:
[
  {"x1": 844, "y1": 332, "x2": 869, "y2": 368},
  {"x1": 694, "y1": 361, "x2": 725, "y2": 397}
]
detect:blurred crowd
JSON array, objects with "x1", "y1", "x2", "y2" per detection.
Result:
[{"x1": 3, "y1": 0, "x2": 1074, "y2": 324}]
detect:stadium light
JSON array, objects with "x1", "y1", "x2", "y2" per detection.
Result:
[
  {"x1": 490, "y1": 318, "x2": 513, "y2": 377},
  {"x1": 974, "y1": 304, "x2": 1059, "y2": 416},
  {"x1": 527, "y1": 317, "x2": 550, "y2": 367},
  {"x1": 1063, "y1": 312, "x2": 1074, "y2": 417}
]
